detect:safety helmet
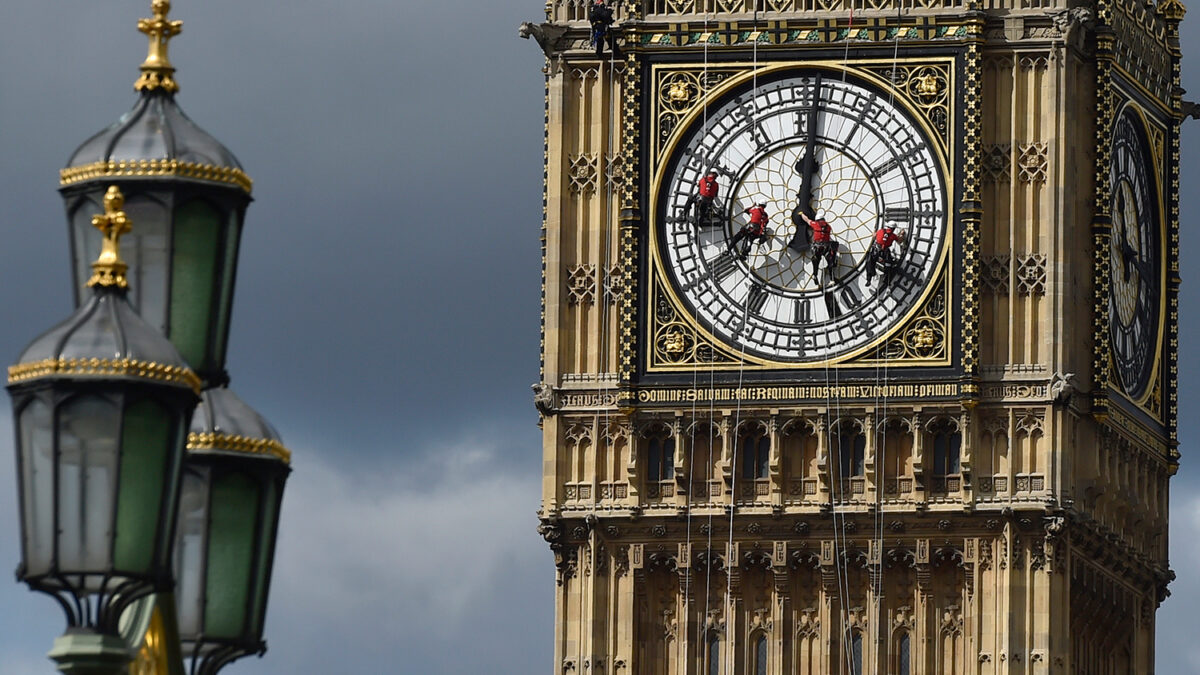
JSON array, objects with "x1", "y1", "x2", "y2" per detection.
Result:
[{"x1": 758, "y1": 202, "x2": 767, "y2": 208}]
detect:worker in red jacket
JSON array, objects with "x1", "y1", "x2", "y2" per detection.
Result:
[
  {"x1": 866, "y1": 224, "x2": 906, "y2": 286},
  {"x1": 729, "y1": 203, "x2": 769, "y2": 259},
  {"x1": 686, "y1": 171, "x2": 719, "y2": 225},
  {"x1": 799, "y1": 211, "x2": 839, "y2": 278}
]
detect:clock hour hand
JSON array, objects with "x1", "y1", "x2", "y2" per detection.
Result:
[{"x1": 789, "y1": 75, "x2": 823, "y2": 253}]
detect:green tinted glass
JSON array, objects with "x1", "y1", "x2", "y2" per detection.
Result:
[
  {"x1": 170, "y1": 200, "x2": 221, "y2": 371},
  {"x1": 114, "y1": 399, "x2": 172, "y2": 572},
  {"x1": 204, "y1": 471, "x2": 258, "y2": 637}
]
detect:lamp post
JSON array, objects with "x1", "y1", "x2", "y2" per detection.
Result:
[
  {"x1": 176, "y1": 388, "x2": 290, "y2": 675},
  {"x1": 8, "y1": 3, "x2": 291, "y2": 673},
  {"x1": 8, "y1": 187, "x2": 200, "y2": 674}
]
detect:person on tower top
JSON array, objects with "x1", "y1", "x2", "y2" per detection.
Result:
[
  {"x1": 729, "y1": 203, "x2": 770, "y2": 259},
  {"x1": 589, "y1": 1, "x2": 622, "y2": 60},
  {"x1": 685, "y1": 171, "x2": 720, "y2": 226},
  {"x1": 865, "y1": 223, "x2": 907, "y2": 287},
  {"x1": 799, "y1": 210, "x2": 839, "y2": 278}
]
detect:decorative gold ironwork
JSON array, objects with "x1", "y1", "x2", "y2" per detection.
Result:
[
  {"x1": 134, "y1": 0, "x2": 183, "y2": 94},
  {"x1": 878, "y1": 286, "x2": 949, "y2": 360},
  {"x1": 863, "y1": 63, "x2": 953, "y2": 148},
  {"x1": 60, "y1": 159, "x2": 253, "y2": 194},
  {"x1": 653, "y1": 68, "x2": 740, "y2": 155},
  {"x1": 8, "y1": 357, "x2": 202, "y2": 393},
  {"x1": 188, "y1": 432, "x2": 292, "y2": 463},
  {"x1": 618, "y1": 54, "x2": 642, "y2": 388},
  {"x1": 649, "y1": 277, "x2": 737, "y2": 367},
  {"x1": 87, "y1": 186, "x2": 132, "y2": 289}
]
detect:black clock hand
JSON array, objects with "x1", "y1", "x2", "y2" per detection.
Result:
[
  {"x1": 789, "y1": 75, "x2": 822, "y2": 253},
  {"x1": 1114, "y1": 192, "x2": 1136, "y2": 283}
]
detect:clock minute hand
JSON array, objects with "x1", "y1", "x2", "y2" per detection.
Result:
[{"x1": 789, "y1": 75, "x2": 822, "y2": 253}]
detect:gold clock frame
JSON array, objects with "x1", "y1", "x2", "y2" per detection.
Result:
[{"x1": 644, "y1": 58, "x2": 959, "y2": 372}]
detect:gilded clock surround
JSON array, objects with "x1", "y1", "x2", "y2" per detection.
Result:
[{"x1": 645, "y1": 59, "x2": 959, "y2": 371}]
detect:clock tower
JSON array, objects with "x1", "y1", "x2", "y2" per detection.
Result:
[{"x1": 526, "y1": 0, "x2": 1181, "y2": 671}]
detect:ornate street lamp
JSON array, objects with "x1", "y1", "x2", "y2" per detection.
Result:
[
  {"x1": 58, "y1": 0, "x2": 253, "y2": 389},
  {"x1": 7, "y1": 186, "x2": 200, "y2": 673},
  {"x1": 176, "y1": 387, "x2": 290, "y2": 675}
]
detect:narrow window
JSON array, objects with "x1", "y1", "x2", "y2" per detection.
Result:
[
  {"x1": 648, "y1": 434, "x2": 675, "y2": 481},
  {"x1": 838, "y1": 431, "x2": 865, "y2": 478},
  {"x1": 707, "y1": 633, "x2": 721, "y2": 675},
  {"x1": 851, "y1": 632, "x2": 863, "y2": 675},
  {"x1": 754, "y1": 633, "x2": 767, "y2": 675},
  {"x1": 897, "y1": 632, "x2": 911, "y2": 675},
  {"x1": 741, "y1": 433, "x2": 769, "y2": 480},
  {"x1": 931, "y1": 423, "x2": 961, "y2": 478}
]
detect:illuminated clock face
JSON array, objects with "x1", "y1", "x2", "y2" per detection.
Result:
[
  {"x1": 657, "y1": 69, "x2": 947, "y2": 362},
  {"x1": 1108, "y1": 109, "x2": 1160, "y2": 400}
]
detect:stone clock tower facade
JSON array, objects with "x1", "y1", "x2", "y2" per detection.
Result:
[{"x1": 527, "y1": 0, "x2": 1181, "y2": 671}]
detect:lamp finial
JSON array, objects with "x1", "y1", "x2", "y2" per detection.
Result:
[
  {"x1": 134, "y1": 0, "x2": 183, "y2": 94},
  {"x1": 87, "y1": 186, "x2": 132, "y2": 289}
]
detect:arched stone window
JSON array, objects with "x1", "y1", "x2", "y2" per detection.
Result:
[
  {"x1": 836, "y1": 425, "x2": 865, "y2": 480},
  {"x1": 850, "y1": 630, "x2": 864, "y2": 675},
  {"x1": 750, "y1": 631, "x2": 767, "y2": 675},
  {"x1": 928, "y1": 418, "x2": 961, "y2": 493},
  {"x1": 894, "y1": 630, "x2": 911, "y2": 675},
  {"x1": 647, "y1": 432, "x2": 675, "y2": 482},
  {"x1": 738, "y1": 423, "x2": 770, "y2": 500},
  {"x1": 706, "y1": 631, "x2": 721, "y2": 675},
  {"x1": 741, "y1": 428, "x2": 769, "y2": 480}
]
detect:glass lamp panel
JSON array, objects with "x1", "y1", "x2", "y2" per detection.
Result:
[
  {"x1": 214, "y1": 212, "x2": 242, "y2": 368},
  {"x1": 121, "y1": 197, "x2": 171, "y2": 332},
  {"x1": 249, "y1": 475, "x2": 281, "y2": 636},
  {"x1": 204, "y1": 471, "x2": 258, "y2": 638},
  {"x1": 175, "y1": 466, "x2": 210, "y2": 637},
  {"x1": 69, "y1": 198, "x2": 104, "y2": 300},
  {"x1": 113, "y1": 398, "x2": 173, "y2": 573},
  {"x1": 169, "y1": 200, "x2": 221, "y2": 371},
  {"x1": 107, "y1": 99, "x2": 169, "y2": 161},
  {"x1": 17, "y1": 399, "x2": 54, "y2": 575},
  {"x1": 57, "y1": 396, "x2": 121, "y2": 574}
]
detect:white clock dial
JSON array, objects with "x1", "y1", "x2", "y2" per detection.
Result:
[{"x1": 658, "y1": 70, "x2": 948, "y2": 362}]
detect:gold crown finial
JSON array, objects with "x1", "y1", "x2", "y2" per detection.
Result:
[
  {"x1": 87, "y1": 186, "x2": 132, "y2": 289},
  {"x1": 134, "y1": 0, "x2": 183, "y2": 93}
]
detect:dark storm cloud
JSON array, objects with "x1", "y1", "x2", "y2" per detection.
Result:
[{"x1": 2, "y1": 0, "x2": 1199, "y2": 672}]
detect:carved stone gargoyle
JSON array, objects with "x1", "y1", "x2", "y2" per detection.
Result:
[
  {"x1": 532, "y1": 382, "x2": 556, "y2": 416},
  {"x1": 1050, "y1": 371, "x2": 1078, "y2": 406},
  {"x1": 519, "y1": 21, "x2": 569, "y2": 58}
]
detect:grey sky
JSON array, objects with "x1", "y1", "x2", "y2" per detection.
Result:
[{"x1": 0, "y1": 0, "x2": 1198, "y2": 673}]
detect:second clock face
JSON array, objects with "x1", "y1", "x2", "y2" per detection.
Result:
[
  {"x1": 657, "y1": 68, "x2": 948, "y2": 362},
  {"x1": 1108, "y1": 108, "x2": 1161, "y2": 400}
]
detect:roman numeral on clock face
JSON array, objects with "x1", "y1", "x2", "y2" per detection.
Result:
[
  {"x1": 793, "y1": 298, "x2": 812, "y2": 324},
  {"x1": 746, "y1": 282, "x2": 769, "y2": 316},
  {"x1": 684, "y1": 250, "x2": 741, "y2": 293}
]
